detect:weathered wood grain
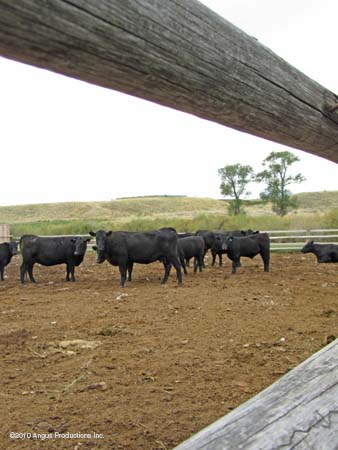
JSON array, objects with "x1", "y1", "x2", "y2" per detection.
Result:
[
  {"x1": 174, "y1": 339, "x2": 338, "y2": 449},
  {"x1": 0, "y1": 0, "x2": 337, "y2": 161}
]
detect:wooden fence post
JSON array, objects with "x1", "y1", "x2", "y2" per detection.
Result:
[{"x1": 0, "y1": 224, "x2": 10, "y2": 243}]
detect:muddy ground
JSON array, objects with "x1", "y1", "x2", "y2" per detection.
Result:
[{"x1": 1, "y1": 252, "x2": 338, "y2": 449}]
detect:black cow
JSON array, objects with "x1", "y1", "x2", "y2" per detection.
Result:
[
  {"x1": 89, "y1": 229, "x2": 182, "y2": 286},
  {"x1": 20, "y1": 236, "x2": 91, "y2": 283},
  {"x1": 178, "y1": 236, "x2": 205, "y2": 273},
  {"x1": 0, "y1": 241, "x2": 18, "y2": 280},
  {"x1": 195, "y1": 230, "x2": 216, "y2": 266},
  {"x1": 301, "y1": 241, "x2": 338, "y2": 263},
  {"x1": 225, "y1": 233, "x2": 270, "y2": 273},
  {"x1": 211, "y1": 230, "x2": 259, "y2": 266}
]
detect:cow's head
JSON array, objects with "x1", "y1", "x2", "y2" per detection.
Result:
[
  {"x1": 301, "y1": 240, "x2": 314, "y2": 254},
  {"x1": 212, "y1": 233, "x2": 226, "y2": 252},
  {"x1": 89, "y1": 230, "x2": 112, "y2": 263},
  {"x1": 243, "y1": 229, "x2": 259, "y2": 235},
  {"x1": 71, "y1": 237, "x2": 91, "y2": 256},
  {"x1": 226, "y1": 236, "x2": 235, "y2": 249},
  {"x1": 10, "y1": 241, "x2": 18, "y2": 256}
]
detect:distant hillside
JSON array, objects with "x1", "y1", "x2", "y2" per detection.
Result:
[
  {"x1": 294, "y1": 191, "x2": 338, "y2": 212},
  {"x1": 0, "y1": 197, "x2": 228, "y2": 224},
  {"x1": 1, "y1": 191, "x2": 337, "y2": 226}
]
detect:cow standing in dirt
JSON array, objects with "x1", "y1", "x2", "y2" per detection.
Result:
[
  {"x1": 224, "y1": 232, "x2": 270, "y2": 274},
  {"x1": 177, "y1": 236, "x2": 205, "y2": 273},
  {"x1": 20, "y1": 236, "x2": 90, "y2": 283},
  {"x1": 211, "y1": 230, "x2": 259, "y2": 266},
  {"x1": 90, "y1": 229, "x2": 182, "y2": 286}
]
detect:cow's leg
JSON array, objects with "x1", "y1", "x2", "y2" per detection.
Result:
[
  {"x1": 179, "y1": 255, "x2": 187, "y2": 275},
  {"x1": 20, "y1": 262, "x2": 27, "y2": 284},
  {"x1": 171, "y1": 257, "x2": 182, "y2": 284},
  {"x1": 66, "y1": 262, "x2": 76, "y2": 281},
  {"x1": 261, "y1": 252, "x2": 270, "y2": 272},
  {"x1": 0, "y1": 266, "x2": 4, "y2": 281},
  {"x1": 161, "y1": 261, "x2": 172, "y2": 284},
  {"x1": 193, "y1": 256, "x2": 198, "y2": 273},
  {"x1": 27, "y1": 263, "x2": 36, "y2": 282},
  {"x1": 231, "y1": 259, "x2": 238, "y2": 274},
  {"x1": 198, "y1": 252, "x2": 204, "y2": 272},
  {"x1": 119, "y1": 262, "x2": 128, "y2": 287},
  {"x1": 211, "y1": 251, "x2": 216, "y2": 266},
  {"x1": 218, "y1": 254, "x2": 223, "y2": 266},
  {"x1": 127, "y1": 261, "x2": 133, "y2": 282}
]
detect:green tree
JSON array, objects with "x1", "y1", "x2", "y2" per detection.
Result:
[
  {"x1": 256, "y1": 151, "x2": 305, "y2": 216},
  {"x1": 218, "y1": 164, "x2": 254, "y2": 215}
]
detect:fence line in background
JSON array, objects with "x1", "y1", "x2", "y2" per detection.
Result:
[
  {"x1": 11, "y1": 229, "x2": 338, "y2": 252},
  {"x1": 261, "y1": 229, "x2": 338, "y2": 251}
]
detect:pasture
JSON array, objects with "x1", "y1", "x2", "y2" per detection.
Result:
[{"x1": 1, "y1": 251, "x2": 337, "y2": 449}]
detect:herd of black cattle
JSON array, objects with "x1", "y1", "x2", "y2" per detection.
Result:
[{"x1": 1, "y1": 228, "x2": 338, "y2": 285}]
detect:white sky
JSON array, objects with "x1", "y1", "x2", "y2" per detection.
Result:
[{"x1": 1, "y1": 0, "x2": 338, "y2": 206}]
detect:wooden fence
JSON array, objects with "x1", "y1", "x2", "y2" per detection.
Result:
[{"x1": 263, "y1": 228, "x2": 338, "y2": 251}]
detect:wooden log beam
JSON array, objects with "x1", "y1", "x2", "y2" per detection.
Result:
[
  {"x1": 174, "y1": 339, "x2": 338, "y2": 449},
  {"x1": 0, "y1": 0, "x2": 338, "y2": 161}
]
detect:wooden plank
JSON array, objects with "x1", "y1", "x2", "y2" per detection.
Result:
[
  {"x1": 0, "y1": 224, "x2": 10, "y2": 243},
  {"x1": 0, "y1": 1, "x2": 338, "y2": 161},
  {"x1": 264, "y1": 229, "x2": 338, "y2": 234},
  {"x1": 270, "y1": 235, "x2": 338, "y2": 240},
  {"x1": 174, "y1": 339, "x2": 338, "y2": 450}
]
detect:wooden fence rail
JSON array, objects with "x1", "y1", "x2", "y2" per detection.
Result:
[
  {"x1": 261, "y1": 229, "x2": 338, "y2": 251},
  {"x1": 174, "y1": 338, "x2": 338, "y2": 450},
  {"x1": 1, "y1": 0, "x2": 338, "y2": 162}
]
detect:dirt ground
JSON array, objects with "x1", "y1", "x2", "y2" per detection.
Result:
[{"x1": 1, "y1": 251, "x2": 338, "y2": 449}]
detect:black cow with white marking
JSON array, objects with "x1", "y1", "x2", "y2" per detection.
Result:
[
  {"x1": 89, "y1": 229, "x2": 182, "y2": 286},
  {"x1": 0, "y1": 241, "x2": 18, "y2": 280},
  {"x1": 301, "y1": 240, "x2": 338, "y2": 263},
  {"x1": 211, "y1": 230, "x2": 259, "y2": 266},
  {"x1": 225, "y1": 232, "x2": 270, "y2": 274}
]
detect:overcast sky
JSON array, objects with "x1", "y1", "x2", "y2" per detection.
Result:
[{"x1": 1, "y1": 0, "x2": 338, "y2": 206}]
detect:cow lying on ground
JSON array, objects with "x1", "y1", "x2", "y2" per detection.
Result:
[
  {"x1": 89, "y1": 229, "x2": 182, "y2": 286},
  {"x1": 301, "y1": 240, "x2": 338, "y2": 263},
  {"x1": 0, "y1": 241, "x2": 18, "y2": 280},
  {"x1": 20, "y1": 236, "x2": 90, "y2": 283},
  {"x1": 224, "y1": 232, "x2": 270, "y2": 274},
  {"x1": 178, "y1": 236, "x2": 205, "y2": 274}
]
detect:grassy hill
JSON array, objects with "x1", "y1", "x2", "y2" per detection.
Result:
[
  {"x1": 0, "y1": 197, "x2": 228, "y2": 224},
  {"x1": 1, "y1": 192, "x2": 338, "y2": 236},
  {"x1": 294, "y1": 191, "x2": 338, "y2": 212}
]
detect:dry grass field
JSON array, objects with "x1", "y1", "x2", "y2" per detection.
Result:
[{"x1": 2, "y1": 191, "x2": 338, "y2": 237}]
